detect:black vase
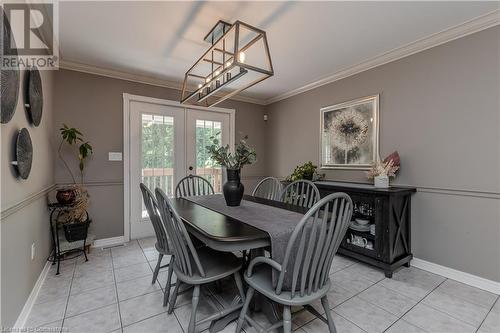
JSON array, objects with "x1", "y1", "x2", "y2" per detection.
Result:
[{"x1": 223, "y1": 169, "x2": 244, "y2": 206}]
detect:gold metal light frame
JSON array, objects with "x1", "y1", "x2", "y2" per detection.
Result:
[{"x1": 180, "y1": 20, "x2": 273, "y2": 107}]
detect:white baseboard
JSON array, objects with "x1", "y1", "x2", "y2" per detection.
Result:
[
  {"x1": 412, "y1": 258, "x2": 500, "y2": 295},
  {"x1": 14, "y1": 261, "x2": 51, "y2": 329},
  {"x1": 93, "y1": 236, "x2": 125, "y2": 248}
]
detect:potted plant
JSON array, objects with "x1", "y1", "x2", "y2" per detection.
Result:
[
  {"x1": 206, "y1": 135, "x2": 256, "y2": 206},
  {"x1": 286, "y1": 161, "x2": 323, "y2": 182},
  {"x1": 367, "y1": 151, "x2": 400, "y2": 188},
  {"x1": 57, "y1": 124, "x2": 93, "y2": 224}
]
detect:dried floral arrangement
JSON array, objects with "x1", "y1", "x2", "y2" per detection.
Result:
[
  {"x1": 367, "y1": 151, "x2": 400, "y2": 179},
  {"x1": 206, "y1": 135, "x2": 256, "y2": 170}
]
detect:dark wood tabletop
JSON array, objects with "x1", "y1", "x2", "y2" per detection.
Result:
[{"x1": 169, "y1": 195, "x2": 308, "y2": 251}]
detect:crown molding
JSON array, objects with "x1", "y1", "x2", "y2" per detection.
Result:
[
  {"x1": 59, "y1": 60, "x2": 267, "y2": 105},
  {"x1": 265, "y1": 10, "x2": 500, "y2": 105}
]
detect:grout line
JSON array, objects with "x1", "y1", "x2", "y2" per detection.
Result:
[
  {"x1": 474, "y1": 296, "x2": 499, "y2": 333},
  {"x1": 111, "y1": 245, "x2": 125, "y2": 330},
  {"x1": 60, "y1": 261, "x2": 77, "y2": 332},
  {"x1": 381, "y1": 278, "x2": 447, "y2": 333}
]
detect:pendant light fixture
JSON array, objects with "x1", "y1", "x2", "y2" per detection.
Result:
[{"x1": 180, "y1": 20, "x2": 273, "y2": 107}]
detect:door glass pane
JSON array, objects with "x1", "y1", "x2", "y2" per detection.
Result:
[
  {"x1": 141, "y1": 113, "x2": 175, "y2": 218},
  {"x1": 195, "y1": 119, "x2": 223, "y2": 192}
]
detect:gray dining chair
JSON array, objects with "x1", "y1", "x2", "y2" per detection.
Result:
[
  {"x1": 252, "y1": 177, "x2": 283, "y2": 200},
  {"x1": 175, "y1": 174, "x2": 214, "y2": 198},
  {"x1": 236, "y1": 192, "x2": 353, "y2": 333},
  {"x1": 155, "y1": 188, "x2": 246, "y2": 333},
  {"x1": 281, "y1": 179, "x2": 320, "y2": 208},
  {"x1": 140, "y1": 183, "x2": 175, "y2": 306}
]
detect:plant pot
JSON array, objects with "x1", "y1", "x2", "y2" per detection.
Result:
[
  {"x1": 374, "y1": 175, "x2": 389, "y2": 188},
  {"x1": 56, "y1": 188, "x2": 76, "y2": 204},
  {"x1": 223, "y1": 169, "x2": 244, "y2": 206}
]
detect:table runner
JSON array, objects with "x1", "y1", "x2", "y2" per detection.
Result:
[{"x1": 183, "y1": 194, "x2": 305, "y2": 289}]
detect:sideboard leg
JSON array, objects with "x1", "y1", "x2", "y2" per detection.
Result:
[{"x1": 384, "y1": 271, "x2": 393, "y2": 278}]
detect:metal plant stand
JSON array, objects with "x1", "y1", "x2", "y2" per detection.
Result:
[{"x1": 48, "y1": 203, "x2": 92, "y2": 275}]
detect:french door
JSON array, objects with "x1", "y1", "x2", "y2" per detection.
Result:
[{"x1": 126, "y1": 95, "x2": 233, "y2": 240}]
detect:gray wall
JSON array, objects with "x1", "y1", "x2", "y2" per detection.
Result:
[
  {"x1": 53, "y1": 69, "x2": 267, "y2": 239},
  {"x1": 1, "y1": 70, "x2": 55, "y2": 327},
  {"x1": 265, "y1": 27, "x2": 500, "y2": 282}
]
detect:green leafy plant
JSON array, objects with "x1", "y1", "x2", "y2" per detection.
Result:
[
  {"x1": 286, "y1": 161, "x2": 318, "y2": 181},
  {"x1": 59, "y1": 124, "x2": 93, "y2": 184},
  {"x1": 205, "y1": 135, "x2": 256, "y2": 170}
]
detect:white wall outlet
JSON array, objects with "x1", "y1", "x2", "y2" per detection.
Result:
[
  {"x1": 31, "y1": 243, "x2": 35, "y2": 261},
  {"x1": 108, "y1": 152, "x2": 123, "y2": 161}
]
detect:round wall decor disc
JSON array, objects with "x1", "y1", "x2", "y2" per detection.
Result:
[
  {"x1": 13, "y1": 128, "x2": 33, "y2": 180},
  {"x1": 25, "y1": 67, "x2": 43, "y2": 126},
  {"x1": 1, "y1": 11, "x2": 20, "y2": 124}
]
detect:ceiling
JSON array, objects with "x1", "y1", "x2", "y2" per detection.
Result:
[{"x1": 58, "y1": 1, "x2": 499, "y2": 103}]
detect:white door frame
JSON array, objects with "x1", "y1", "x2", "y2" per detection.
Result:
[{"x1": 123, "y1": 93, "x2": 235, "y2": 242}]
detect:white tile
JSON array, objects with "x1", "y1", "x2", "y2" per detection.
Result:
[
  {"x1": 385, "y1": 320, "x2": 428, "y2": 333},
  {"x1": 478, "y1": 302, "x2": 500, "y2": 333},
  {"x1": 117, "y1": 275, "x2": 161, "y2": 301},
  {"x1": 329, "y1": 255, "x2": 356, "y2": 274},
  {"x1": 34, "y1": 320, "x2": 64, "y2": 333},
  {"x1": 174, "y1": 293, "x2": 221, "y2": 332},
  {"x1": 334, "y1": 296, "x2": 398, "y2": 333},
  {"x1": 66, "y1": 285, "x2": 117, "y2": 317},
  {"x1": 330, "y1": 269, "x2": 376, "y2": 293},
  {"x1": 422, "y1": 289, "x2": 491, "y2": 327},
  {"x1": 114, "y1": 262, "x2": 152, "y2": 283},
  {"x1": 138, "y1": 237, "x2": 157, "y2": 251},
  {"x1": 341, "y1": 263, "x2": 385, "y2": 283},
  {"x1": 36, "y1": 279, "x2": 72, "y2": 304},
  {"x1": 111, "y1": 240, "x2": 140, "y2": 256},
  {"x1": 292, "y1": 299, "x2": 325, "y2": 329},
  {"x1": 70, "y1": 270, "x2": 115, "y2": 295},
  {"x1": 63, "y1": 304, "x2": 120, "y2": 333},
  {"x1": 301, "y1": 310, "x2": 366, "y2": 333},
  {"x1": 378, "y1": 267, "x2": 445, "y2": 301},
  {"x1": 119, "y1": 290, "x2": 167, "y2": 327},
  {"x1": 403, "y1": 303, "x2": 476, "y2": 333},
  {"x1": 156, "y1": 269, "x2": 178, "y2": 290},
  {"x1": 26, "y1": 297, "x2": 67, "y2": 327},
  {"x1": 74, "y1": 262, "x2": 113, "y2": 279},
  {"x1": 357, "y1": 284, "x2": 418, "y2": 317},
  {"x1": 436, "y1": 279, "x2": 498, "y2": 308},
  {"x1": 112, "y1": 252, "x2": 147, "y2": 269},
  {"x1": 143, "y1": 249, "x2": 160, "y2": 262},
  {"x1": 326, "y1": 282, "x2": 357, "y2": 308},
  {"x1": 123, "y1": 312, "x2": 183, "y2": 333}
]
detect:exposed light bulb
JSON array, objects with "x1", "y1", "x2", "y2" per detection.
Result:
[
  {"x1": 198, "y1": 83, "x2": 203, "y2": 89},
  {"x1": 205, "y1": 77, "x2": 211, "y2": 83},
  {"x1": 226, "y1": 61, "x2": 232, "y2": 68},
  {"x1": 238, "y1": 52, "x2": 246, "y2": 63},
  {"x1": 215, "y1": 70, "x2": 220, "y2": 76}
]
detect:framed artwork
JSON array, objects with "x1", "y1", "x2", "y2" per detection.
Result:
[{"x1": 320, "y1": 95, "x2": 379, "y2": 169}]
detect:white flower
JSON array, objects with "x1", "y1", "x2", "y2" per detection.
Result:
[{"x1": 328, "y1": 108, "x2": 369, "y2": 151}]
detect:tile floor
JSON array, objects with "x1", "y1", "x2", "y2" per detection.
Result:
[{"x1": 26, "y1": 237, "x2": 499, "y2": 333}]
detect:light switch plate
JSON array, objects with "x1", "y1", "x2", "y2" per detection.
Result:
[{"x1": 108, "y1": 152, "x2": 123, "y2": 161}]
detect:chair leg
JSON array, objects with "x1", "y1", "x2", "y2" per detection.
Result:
[
  {"x1": 152, "y1": 253, "x2": 163, "y2": 284},
  {"x1": 234, "y1": 272, "x2": 245, "y2": 301},
  {"x1": 283, "y1": 306, "x2": 292, "y2": 333},
  {"x1": 321, "y1": 296, "x2": 337, "y2": 333},
  {"x1": 236, "y1": 287, "x2": 254, "y2": 333},
  {"x1": 188, "y1": 285, "x2": 200, "y2": 333},
  {"x1": 163, "y1": 260, "x2": 174, "y2": 306},
  {"x1": 168, "y1": 281, "x2": 181, "y2": 314}
]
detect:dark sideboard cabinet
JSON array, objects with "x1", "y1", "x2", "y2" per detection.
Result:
[{"x1": 315, "y1": 181, "x2": 416, "y2": 278}]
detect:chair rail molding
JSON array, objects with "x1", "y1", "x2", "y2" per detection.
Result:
[{"x1": 1, "y1": 184, "x2": 57, "y2": 221}]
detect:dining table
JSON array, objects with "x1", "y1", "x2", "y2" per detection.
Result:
[{"x1": 169, "y1": 194, "x2": 309, "y2": 333}]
